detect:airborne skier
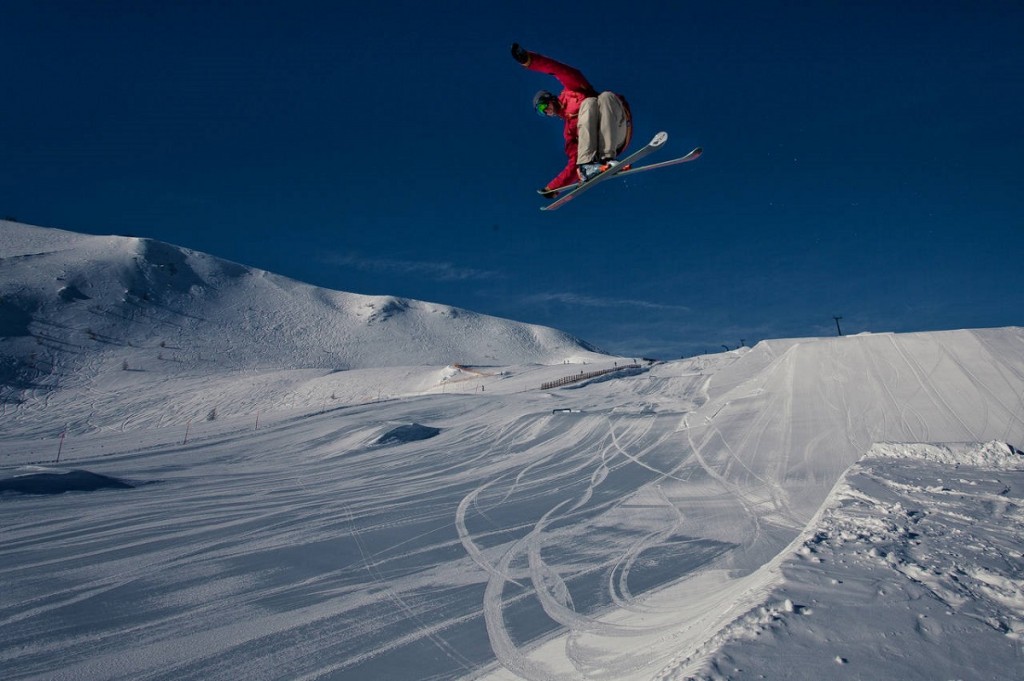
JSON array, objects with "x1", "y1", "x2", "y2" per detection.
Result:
[{"x1": 511, "y1": 43, "x2": 633, "y2": 199}]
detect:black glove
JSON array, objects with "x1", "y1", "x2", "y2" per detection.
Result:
[
  {"x1": 511, "y1": 43, "x2": 528, "y2": 64},
  {"x1": 538, "y1": 187, "x2": 559, "y2": 200}
]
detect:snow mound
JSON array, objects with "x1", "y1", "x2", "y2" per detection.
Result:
[
  {"x1": 375, "y1": 423, "x2": 441, "y2": 445},
  {"x1": 0, "y1": 467, "x2": 134, "y2": 495}
]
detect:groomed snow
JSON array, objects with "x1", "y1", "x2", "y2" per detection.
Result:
[{"x1": 1, "y1": 222, "x2": 1023, "y2": 680}]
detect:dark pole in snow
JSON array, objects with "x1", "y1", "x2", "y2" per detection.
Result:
[{"x1": 834, "y1": 316, "x2": 843, "y2": 336}]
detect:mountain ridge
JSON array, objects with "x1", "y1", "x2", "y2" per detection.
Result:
[{"x1": 0, "y1": 220, "x2": 606, "y2": 395}]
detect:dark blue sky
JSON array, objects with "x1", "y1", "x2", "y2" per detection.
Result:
[{"x1": 3, "y1": 1, "x2": 1022, "y2": 357}]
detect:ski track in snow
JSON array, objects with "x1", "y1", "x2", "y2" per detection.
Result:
[
  {"x1": 0, "y1": 331, "x2": 1019, "y2": 675},
  {"x1": 2, "y1": 330, "x2": 1019, "y2": 679}
]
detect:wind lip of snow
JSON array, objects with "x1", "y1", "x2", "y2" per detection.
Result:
[{"x1": 867, "y1": 440, "x2": 1024, "y2": 469}]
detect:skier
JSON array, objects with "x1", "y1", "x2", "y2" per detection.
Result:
[{"x1": 511, "y1": 43, "x2": 632, "y2": 199}]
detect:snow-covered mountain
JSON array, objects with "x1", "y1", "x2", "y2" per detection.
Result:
[
  {"x1": 1, "y1": 222, "x2": 1023, "y2": 681},
  {"x1": 0, "y1": 220, "x2": 603, "y2": 372},
  {"x1": 0, "y1": 221, "x2": 606, "y2": 432}
]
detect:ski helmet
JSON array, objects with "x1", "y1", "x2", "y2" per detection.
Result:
[{"x1": 533, "y1": 90, "x2": 556, "y2": 116}]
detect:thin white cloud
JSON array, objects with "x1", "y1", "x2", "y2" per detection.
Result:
[
  {"x1": 523, "y1": 292, "x2": 690, "y2": 312},
  {"x1": 326, "y1": 253, "x2": 500, "y2": 282}
]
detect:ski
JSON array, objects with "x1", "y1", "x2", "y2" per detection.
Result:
[
  {"x1": 610, "y1": 145, "x2": 702, "y2": 180},
  {"x1": 540, "y1": 131, "x2": 669, "y2": 211},
  {"x1": 541, "y1": 145, "x2": 702, "y2": 198}
]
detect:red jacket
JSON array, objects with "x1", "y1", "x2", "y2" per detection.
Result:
[{"x1": 522, "y1": 50, "x2": 631, "y2": 190}]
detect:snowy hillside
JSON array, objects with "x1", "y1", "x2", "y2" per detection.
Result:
[
  {"x1": 0, "y1": 221, "x2": 606, "y2": 433},
  {"x1": 2, "y1": 222, "x2": 1023, "y2": 681}
]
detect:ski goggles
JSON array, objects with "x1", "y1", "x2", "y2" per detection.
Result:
[{"x1": 536, "y1": 99, "x2": 554, "y2": 116}]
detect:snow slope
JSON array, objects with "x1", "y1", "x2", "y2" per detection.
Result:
[
  {"x1": 2, "y1": 223, "x2": 1023, "y2": 680},
  {"x1": 680, "y1": 441, "x2": 1024, "y2": 680}
]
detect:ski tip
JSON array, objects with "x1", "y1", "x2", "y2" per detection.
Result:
[{"x1": 652, "y1": 131, "x2": 668, "y2": 146}]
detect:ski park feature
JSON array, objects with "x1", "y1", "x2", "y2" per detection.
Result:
[{"x1": 1, "y1": 220, "x2": 1022, "y2": 681}]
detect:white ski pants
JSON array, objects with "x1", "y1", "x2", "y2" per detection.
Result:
[{"x1": 576, "y1": 91, "x2": 629, "y2": 165}]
